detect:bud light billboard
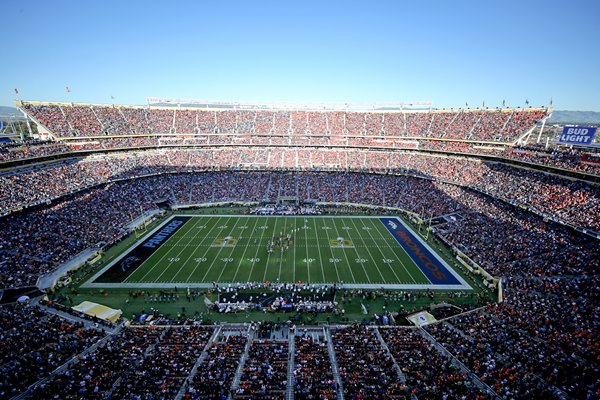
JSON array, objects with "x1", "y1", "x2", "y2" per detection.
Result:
[{"x1": 559, "y1": 126, "x2": 597, "y2": 145}]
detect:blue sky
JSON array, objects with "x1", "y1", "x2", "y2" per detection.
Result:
[{"x1": 2, "y1": 0, "x2": 599, "y2": 110}]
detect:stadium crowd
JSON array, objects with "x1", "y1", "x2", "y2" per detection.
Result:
[
  {"x1": 29, "y1": 327, "x2": 158, "y2": 399},
  {"x1": 0, "y1": 178, "x2": 160, "y2": 287},
  {"x1": 3, "y1": 137, "x2": 596, "y2": 177},
  {"x1": 1, "y1": 270, "x2": 598, "y2": 399},
  {"x1": 0, "y1": 140, "x2": 71, "y2": 162},
  {"x1": 11, "y1": 100, "x2": 600, "y2": 176},
  {"x1": 0, "y1": 150, "x2": 598, "y2": 231},
  {"x1": 1, "y1": 169, "x2": 597, "y2": 289},
  {"x1": 332, "y1": 326, "x2": 406, "y2": 399},
  {"x1": 434, "y1": 188, "x2": 598, "y2": 278},
  {"x1": 21, "y1": 102, "x2": 546, "y2": 142},
  {"x1": 234, "y1": 339, "x2": 288, "y2": 399},
  {"x1": 379, "y1": 327, "x2": 489, "y2": 399},
  {"x1": 293, "y1": 333, "x2": 337, "y2": 399},
  {"x1": 443, "y1": 304, "x2": 597, "y2": 399},
  {"x1": 0, "y1": 303, "x2": 104, "y2": 399},
  {"x1": 424, "y1": 320, "x2": 559, "y2": 399},
  {"x1": 111, "y1": 326, "x2": 213, "y2": 399},
  {"x1": 0, "y1": 102, "x2": 598, "y2": 398},
  {"x1": 3, "y1": 294, "x2": 596, "y2": 399},
  {"x1": 185, "y1": 330, "x2": 247, "y2": 399}
]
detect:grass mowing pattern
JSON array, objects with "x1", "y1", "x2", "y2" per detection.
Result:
[{"x1": 91, "y1": 215, "x2": 469, "y2": 288}]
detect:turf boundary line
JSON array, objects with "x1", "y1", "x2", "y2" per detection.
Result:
[
  {"x1": 82, "y1": 214, "x2": 472, "y2": 290},
  {"x1": 380, "y1": 217, "x2": 471, "y2": 289},
  {"x1": 83, "y1": 215, "x2": 191, "y2": 285}
]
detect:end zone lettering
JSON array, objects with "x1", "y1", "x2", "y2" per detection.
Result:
[
  {"x1": 95, "y1": 216, "x2": 191, "y2": 283},
  {"x1": 396, "y1": 230, "x2": 447, "y2": 281},
  {"x1": 559, "y1": 126, "x2": 597, "y2": 145},
  {"x1": 143, "y1": 220, "x2": 184, "y2": 249},
  {"x1": 379, "y1": 217, "x2": 460, "y2": 285}
]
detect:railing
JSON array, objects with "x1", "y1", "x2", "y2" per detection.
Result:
[
  {"x1": 325, "y1": 327, "x2": 344, "y2": 400},
  {"x1": 11, "y1": 326, "x2": 123, "y2": 400},
  {"x1": 174, "y1": 326, "x2": 221, "y2": 400},
  {"x1": 418, "y1": 326, "x2": 503, "y2": 400},
  {"x1": 228, "y1": 325, "x2": 254, "y2": 398},
  {"x1": 286, "y1": 329, "x2": 295, "y2": 400}
]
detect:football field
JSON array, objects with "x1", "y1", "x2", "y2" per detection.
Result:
[{"x1": 84, "y1": 215, "x2": 471, "y2": 290}]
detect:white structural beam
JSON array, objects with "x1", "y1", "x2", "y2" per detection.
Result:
[{"x1": 146, "y1": 97, "x2": 433, "y2": 111}]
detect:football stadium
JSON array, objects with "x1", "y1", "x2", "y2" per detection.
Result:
[
  {"x1": 1, "y1": 2, "x2": 599, "y2": 400},
  {"x1": 87, "y1": 214, "x2": 471, "y2": 289},
  {"x1": 1, "y1": 98, "x2": 597, "y2": 399}
]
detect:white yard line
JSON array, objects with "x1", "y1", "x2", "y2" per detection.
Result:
[
  {"x1": 169, "y1": 217, "x2": 223, "y2": 282},
  {"x1": 87, "y1": 214, "x2": 470, "y2": 290},
  {"x1": 155, "y1": 217, "x2": 222, "y2": 283},
  {"x1": 335, "y1": 218, "x2": 372, "y2": 284},
  {"x1": 185, "y1": 217, "x2": 234, "y2": 282},
  {"x1": 366, "y1": 218, "x2": 428, "y2": 284},
  {"x1": 354, "y1": 218, "x2": 403, "y2": 283},
  {"x1": 303, "y1": 218, "x2": 311, "y2": 283},
  {"x1": 248, "y1": 219, "x2": 268, "y2": 282},
  {"x1": 231, "y1": 217, "x2": 261, "y2": 282},
  {"x1": 291, "y1": 218, "x2": 297, "y2": 282},
  {"x1": 319, "y1": 218, "x2": 341, "y2": 283},
  {"x1": 348, "y1": 218, "x2": 386, "y2": 283},
  {"x1": 329, "y1": 217, "x2": 358, "y2": 284},
  {"x1": 312, "y1": 217, "x2": 326, "y2": 282},
  {"x1": 132, "y1": 217, "x2": 202, "y2": 283},
  {"x1": 259, "y1": 216, "x2": 278, "y2": 282},
  {"x1": 211, "y1": 217, "x2": 246, "y2": 282},
  {"x1": 277, "y1": 218, "x2": 288, "y2": 281}
]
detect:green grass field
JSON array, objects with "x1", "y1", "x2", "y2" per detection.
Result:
[{"x1": 84, "y1": 214, "x2": 470, "y2": 290}]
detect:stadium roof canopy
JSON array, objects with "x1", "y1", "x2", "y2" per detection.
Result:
[
  {"x1": 73, "y1": 301, "x2": 122, "y2": 323},
  {"x1": 145, "y1": 98, "x2": 434, "y2": 111}
]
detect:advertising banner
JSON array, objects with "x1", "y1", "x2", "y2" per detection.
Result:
[{"x1": 559, "y1": 126, "x2": 596, "y2": 145}]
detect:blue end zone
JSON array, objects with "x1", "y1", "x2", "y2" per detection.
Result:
[{"x1": 380, "y1": 217, "x2": 460, "y2": 285}]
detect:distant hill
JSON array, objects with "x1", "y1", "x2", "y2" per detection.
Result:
[{"x1": 547, "y1": 111, "x2": 600, "y2": 125}]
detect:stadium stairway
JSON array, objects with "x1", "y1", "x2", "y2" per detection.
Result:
[
  {"x1": 419, "y1": 326, "x2": 502, "y2": 399},
  {"x1": 228, "y1": 325, "x2": 254, "y2": 399},
  {"x1": 14, "y1": 325, "x2": 122, "y2": 400},
  {"x1": 443, "y1": 320, "x2": 472, "y2": 341},
  {"x1": 483, "y1": 313, "x2": 575, "y2": 399},
  {"x1": 286, "y1": 329, "x2": 295, "y2": 400},
  {"x1": 373, "y1": 327, "x2": 416, "y2": 400},
  {"x1": 325, "y1": 327, "x2": 344, "y2": 400},
  {"x1": 442, "y1": 320, "x2": 570, "y2": 400},
  {"x1": 465, "y1": 113, "x2": 483, "y2": 140},
  {"x1": 175, "y1": 326, "x2": 222, "y2": 400},
  {"x1": 106, "y1": 327, "x2": 165, "y2": 398}
]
